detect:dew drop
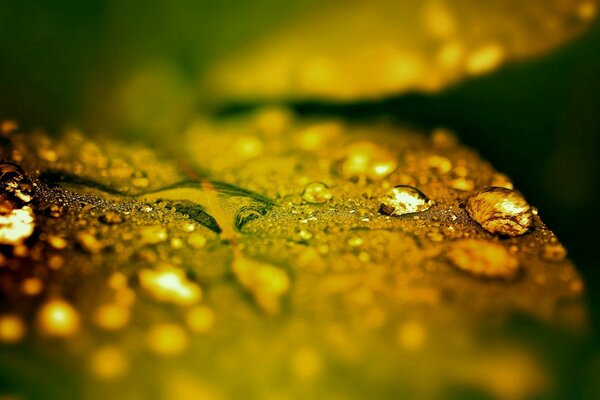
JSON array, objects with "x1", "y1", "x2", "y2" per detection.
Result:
[
  {"x1": 0, "y1": 206, "x2": 34, "y2": 245},
  {"x1": 0, "y1": 314, "x2": 25, "y2": 344},
  {"x1": 466, "y1": 186, "x2": 533, "y2": 237},
  {"x1": 340, "y1": 142, "x2": 397, "y2": 181},
  {"x1": 99, "y1": 211, "x2": 125, "y2": 225},
  {"x1": 446, "y1": 239, "x2": 520, "y2": 280},
  {"x1": 37, "y1": 299, "x2": 80, "y2": 337},
  {"x1": 0, "y1": 163, "x2": 34, "y2": 204},
  {"x1": 379, "y1": 185, "x2": 433, "y2": 216},
  {"x1": 301, "y1": 182, "x2": 333, "y2": 204},
  {"x1": 146, "y1": 323, "x2": 188, "y2": 356}
]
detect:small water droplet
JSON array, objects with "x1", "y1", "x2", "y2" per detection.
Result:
[
  {"x1": 542, "y1": 243, "x2": 567, "y2": 262},
  {"x1": 301, "y1": 182, "x2": 333, "y2": 204},
  {"x1": 76, "y1": 231, "x2": 105, "y2": 253},
  {"x1": 379, "y1": 185, "x2": 433, "y2": 216},
  {"x1": 140, "y1": 225, "x2": 168, "y2": 244},
  {"x1": 146, "y1": 323, "x2": 188, "y2": 356},
  {"x1": 37, "y1": 299, "x2": 80, "y2": 337},
  {"x1": 0, "y1": 314, "x2": 25, "y2": 344},
  {"x1": 186, "y1": 306, "x2": 215, "y2": 333},
  {"x1": 340, "y1": 142, "x2": 397, "y2": 181},
  {"x1": 48, "y1": 204, "x2": 65, "y2": 218},
  {"x1": 139, "y1": 265, "x2": 202, "y2": 305},
  {"x1": 446, "y1": 239, "x2": 520, "y2": 280},
  {"x1": 466, "y1": 187, "x2": 533, "y2": 237},
  {"x1": 89, "y1": 346, "x2": 128, "y2": 380},
  {"x1": 99, "y1": 211, "x2": 125, "y2": 225},
  {"x1": 93, "y1": 303, "x2": 130, "y2": 331}
]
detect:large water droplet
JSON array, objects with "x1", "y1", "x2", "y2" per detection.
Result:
[
  {"x1": 446, "y1": 239, "x2": 520, "y2": 280},
  {"x1": 466, "y1": 186, "x2": 533, "y2": 237},
  {"x1": 301, "y1": 182, "x2": 333, "y2": 204},
  {"x1": 0, "y1": 163, "x2": 34, "y2": 204},
  {"x1": 379, "y1": 185, "x2": 433, "y2": 216}
]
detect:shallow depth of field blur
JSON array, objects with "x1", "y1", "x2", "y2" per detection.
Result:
[{"x1": 1, "y1": 1, "x2": 600, "y2": 398}]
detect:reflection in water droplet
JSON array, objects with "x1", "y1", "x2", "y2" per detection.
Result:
[
  {"x1": 37, "y1": 299, "x2": 80, "y2": 337},
  {"x1": 301, "y1": 182, "x2": 333, "y2": 204},
  {"x1": 379, "y1": 185, "x2": 433, "y2": 216},
  {"x1": 446, "y1": 239, "x2": 520, "y2": 280},
  {"x1": 466, "y1": 187, "x2": 533, "y2": 237}
]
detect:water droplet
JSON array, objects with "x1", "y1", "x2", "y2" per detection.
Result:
[
  {"x1": 37, "y1": 299, "x2": 80, "y2": 337},
  {"x1": 186, "y1": 306, "x2": 215, "y2": 333},
  {"x1": 0, "y1": 163, "x2": 34, "y2": 204},
  {"x1": 187, "y1": 233, "x2": 206, "y2": 249},
  {"x1": 139, "y1": 265, "x2": 202, "y2": 306},
  {"x1": 93, "y1": 303, "x2": 130, "y2": 331},
  {"x1": 347, "y1": 237, "x2": 364, "y2": 247},
  {"x1": 446, "y1": 239, "x2": 520, "y2": 280},
  {"x1": 543, "y1": 243, "x2": 567, "y2": 262},
  {"x1": 427, "y1": 155, "x2": 452, "y2": 174},
  {"x1": 449, "y1": 177, "x2": 474, "y2": 191},
  {"x1": 99, "y1": 211, "x2": 125, "y2": 225},
  {"x1": 379, "y1": 185, "x2": 433, "y2": 216},
  {"x1": 0, "y1": 206, "x2": 34, "y2": 245},
  {"x1": 340, "y1": 142, "x2": 397, "y2": 181},
  {"x1": 47, "y1": 204, "x2": 65, "y2": 218},
  {"x1": 466, "y1": 187, "x2": 533, "y2": 237},
  {"x1": 146, "y1": 323, "x2": 188, "y2": 356},
  {"x1": 397, "y1": 320, "x2": 427, "y2": 351},
  {"x1": 21, "y1": 277, "x2": 43, "y2": 296},
  {"x1": 89, "y1": 346, "x2": 128, "y2": 380},
  {"x1": 140, "y1": 225, "x2": 168, "y2": 244},
  {"x1": 76, "y1": 231, "x2": 105, "y2": 253},
  {"x1": 301, "y1": 182, "x2": 333, "y2": 204},
  {"x1": 132, "y1": 172, "x2": 150, "y2": 188},
  {"x1": 0, "y1": 314, "x2": 25, "y2": 344},
  {"x1": 232, "y1": 256, "x2": 290, "y2": 315},
  {"x1": 47, "y1": 235, "x2": 68, "y2": 250}
]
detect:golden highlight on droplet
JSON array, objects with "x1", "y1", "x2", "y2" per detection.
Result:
[
  {"x1": 139, "y1": 265, "x2": 202, "y2": 305},
  {"x1": 146, "y1": 323, "x2": 188, "y2": 356},
  {"x1": 37, "y1": 299, "x2": 80, "y2": 337},
  {"x1": 0, "y1": 314, "x2": 26, "y2": 344}
]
